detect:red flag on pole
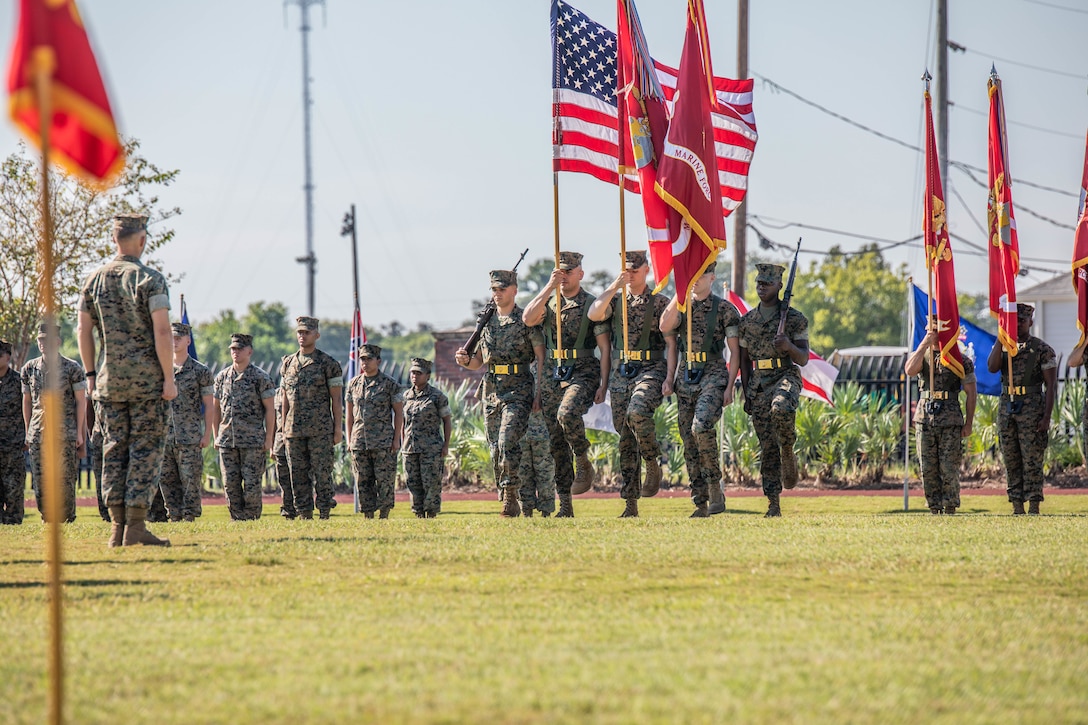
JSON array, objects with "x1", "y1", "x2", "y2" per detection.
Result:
[
  {"x1": 616, "y1": 0, "x2": 673, "y2": 289},
  {"x1": 7, "y1": 0, "x2": 124, "y2": 185},
  {"x1": 986, "y1": 69, "x2": 1019, "y2": 356},
  {"x1": 1073, "y1": 130, "x2": 1088, "y2": 349},
  {"x1": 654, "y1": 0, "x2": 725, "y2": 311},
  {"x1": 923, "y1": 86, "x2": 964, "y2": 378}
]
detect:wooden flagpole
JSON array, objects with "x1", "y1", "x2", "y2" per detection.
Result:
[{"x1": 34, "y1": 63, "x2": 67, "y2": 725}]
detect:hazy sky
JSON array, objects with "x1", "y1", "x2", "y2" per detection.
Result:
[{"x1": 2, "y1": 0, "x2": 1085, "y2": 332}]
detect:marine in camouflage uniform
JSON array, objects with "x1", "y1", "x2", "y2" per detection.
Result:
[
  {"x1": 588, "y1": 250, "x2": 675, "y2": 517},
  {"x1": 161, "y1": 323, "x2": 213, "y2": 522},
  {"x1": 457, "y1": 270, "x2": 544, "y2": 517},
  {"x1": 905, "y1": 327, "x2": 977, "y2": 515},
  {"x1": 213, "y1": 334, "x2": 276, "y2": 521},
  {"x1": 986, "y1": 303, "x2": 1057, "y2": 515},
  {"x1": 88, "y1": 398, "x2": 110, "y2": 521},
  {"x1": 522, "y1": 252, "x2": 610, "y2": 518},
  {"x1": 345, "y1": 344, "x2": 404, "y2": 518},
  {"x1": 401, "y1": 358, "x2": 451, "y2": 518},
  {"x1": 280, "y1": 316, "x2": 344, "y2": 519},
  {"x1": 273, "y1": 389, "x2": 295, "y2": 519},
  {"x1": 738, "y1": 263, "x2": 809, "y2": 518},
  {"x1": 78, "y1": 214, "x2": 175, "y2": 547},
  {"x1": 0, "y1": 340, "x2": 26, "y2": 525},
  {"x1": 22, "y1": 326, "x2": 87, "y2": 523},
  {"x1": 663, "y1": 266, "x2": 741, "y2": 518},
  {"x1": 516, "y1": 407, "x2": 556, "y2": 516}
]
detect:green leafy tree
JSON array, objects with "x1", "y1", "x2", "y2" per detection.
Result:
[
  {"x1": 195, "y1": 302, "x2": 295, "y2": 367},
  {"x1": 0, "y1": 138, "x2": 180, "y2": 363}
]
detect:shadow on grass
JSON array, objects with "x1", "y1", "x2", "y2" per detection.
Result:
[
  {"x1": 3, "y1": 557, "x2": 212, "y2": 566},
  {"x1": 0, "y1": 579, "x2": 158, "y2": 589}
]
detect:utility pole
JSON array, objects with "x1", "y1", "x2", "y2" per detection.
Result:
[
  {"x1": 285, "y1": 0, "x2": 325, "y2": 317},
  {"x1": 935, "y1": 0, "x2": 949, "y2": 186},
  {"x1": 732, "y1": 0, "x2": 749, "y2": 296}
]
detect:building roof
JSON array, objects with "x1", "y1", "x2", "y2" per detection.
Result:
[{"x1": 1019, "y1": 273, "x2": 1073, "y2": 301}]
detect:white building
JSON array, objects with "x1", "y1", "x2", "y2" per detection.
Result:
[{"x1": 1018, "y1": 274, "x2": 1079, "y2": 363}]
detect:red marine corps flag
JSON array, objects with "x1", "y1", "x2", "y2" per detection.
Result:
[
  {"x1": 7, "y1": 0, "x2": 124, "y2": 185},
  {"x1": 1072, "y1": 130, "x2": 1088, "y2": 349},
  {"x1": 922, "y1": 77, "x2": 964, "y2": 377},
  {"x1": 986, "y1": 68, "x2": 1020, "y2": 356},
  {"x1": 654, "y1": 0, "x2": 725, "y2": 311}
]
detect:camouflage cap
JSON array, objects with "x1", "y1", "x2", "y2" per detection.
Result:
[
  {"x1": 359, "y1": 343, "x2": 382, "y2": 359},
  {"x1": 113, "y1": 214, "x2": 148, "y2": 237},
  {"x1": 625, "y1": 250, "x2": 648, "y2": 269},
  {"x1": 0, "y1": 339, "x2": 11, "y2": 356},
  {"x1": 410, "y1": 357, "x2": 433, "y2": 374},
  {"x1": 229, "y1": 333, "x2": 253, "y2": 349},
  {"x1": 489, "y1": 270, "x2": 516, "y2": 289},
  {"x1": 171, "y1": 322, "x2": 192, "y2": 337},
  {"x1": 557, "y1": 251, "x2": 584, "y2": 270},
  {"x1": 755, "y1": 263, "x2": 786, "y2": 284},
  {"x1": 295, "y1": 316, "x2": 319, "y2": 332},
  {"x1": 36, "y1": 322, "x2": 60, "y2": 338},
  {"x1": 1016, "y1": 303, "x2": 1035, "y2": 318}
]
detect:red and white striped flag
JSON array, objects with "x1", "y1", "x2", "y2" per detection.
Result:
[
  {"x1": 1073, "y1": 130, "x2": 1088, "y2": 349},
  {"x1": 728, "y1": 291, "x2": 838, "y2": 405}
]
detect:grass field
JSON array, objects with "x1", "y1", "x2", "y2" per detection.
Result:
[{"x1": 1, "y1": 496, "x2": 1087, "y2": 724}]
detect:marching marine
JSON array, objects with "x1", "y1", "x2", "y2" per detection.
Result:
[
  {"x1": 738, "y1": 263, "x2": 809, "y2": 518},
  {"x1": 162, "y1": 322, "x2": 214, "y2": 522},
  {"x1": 588, "y1": 250, "x2": 675, "y2": 517},
  {"x1": 522, "y1": 252, "x2": 610, "y2": 518},
  {"x1": 401, "y1": 358, "x2": 451, "y2": 518},
  {"x1": 345, "y1": 344, "x2": 404, "y2": 518}
]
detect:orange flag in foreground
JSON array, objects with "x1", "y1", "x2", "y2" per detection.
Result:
[{"x1": 7, "y1": 0, "x2": 124, "y2": 184}]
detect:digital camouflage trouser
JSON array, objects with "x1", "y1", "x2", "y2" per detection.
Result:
[
  {"x1": 916, "y1": 423, "x2": 963, "y2": 509},
  {"x1": 405, "y1": 451, "x2": 443, "y2": 515},
  {"x1": 540, "y1": 364, "x2": 598, "y2": 496},
  {"x1": 352, "y1": 448, "x2": 396, "y2": 513},
  {"x1": 220, "y1": 446, "x2": 266, "y2": 520},
  {"x1": 0, "y1": 449, "x2": 25, "y2": 524},
  {"x1": 274, "y1": 444, "x2": 294, "y2": 517},
  {"x1": 286, "y1": 436, "x2": 336, "y2": 514},
  {"x1": 98, "y1": 399, "x2": 169, "y2": 510},
  {"x1": 609, "y1": 364, "x2": 665, "y2": 500},
  {"x1": 998, "y1": 399, "x2": 1048, "y2": 504},
  {"x1": 484, "y1": 391, "x2": 532, "y2": 494},
  {"x1": 676, "y1": 377, "x2": 727, "y2": 507},
  {"x1": 161, "y1": 441, "x2": 204, "y2": 520},
  {"x1": 29, "y1": 439, "x2": 77, "y2": 522},
  {"x1": 516, "y1": 412, "x2": 556, "y2": 514},
  {"x1": 747, "y1": 372, "x2": 800, "y2": 497}
]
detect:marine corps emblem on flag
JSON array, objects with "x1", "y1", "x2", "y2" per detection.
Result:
[{"x1": 628, "y1": 115, "x2": 654, "y2": 169}]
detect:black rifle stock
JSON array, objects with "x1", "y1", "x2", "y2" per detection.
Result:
[
  {"x1": 463, "y1": 248, "x2": 530, "y2": 356},
  {"x1": 776, "y1": 238, "x2": 802, "y2": 337}
]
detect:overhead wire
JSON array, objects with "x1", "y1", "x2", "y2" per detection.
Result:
[
  {"x1": 949, "y1": 101, "x2": 1082, "y2": 139},
  {"x1": 950, "y1": 42, "x2": 1087, "y2": 81}
]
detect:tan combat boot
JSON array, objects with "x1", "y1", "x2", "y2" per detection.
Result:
[
  {"x1": 781, "y1": 445, "x2": 798, "y2": 490},
  {"x1": 1028, "y1": 500, "x2": 1040, "y2": 515},
  {"x1": 572, "y1": 453, "x2": 595, "y2": 494},
  {"x1": 641, "y1": 458, "x2": 662, "y2": 498},
  {"x1": 1012, "y1": 501, "x2": 1025, "y2": 515},
  {"x1": 619, "y1": 498, "x2": 638, "y2": 518},
  {"x1": 764, "y1": 495, "x2": 781, "y2": 518},
  {"x1": 122, "y1": 507, "x2": 171, "y2": 547},
  {"x1": 944, "y1": 505, "x2": 957, "y2": 515},
  {"x1": 708, "y1": 480, "x2": 726, "y2": 515},
  {"x1": 690, "y1": 502, "x2": 709, "y2": 518},
  {"x1": 107, "y1": 505, "x2": 126, "y2": 548},
  {"x1": 556, "y1": 494, "x2": 574, "y2": 518},
  {"x1": 501, "y1": 490, "x2": 521, "y2": 518}
]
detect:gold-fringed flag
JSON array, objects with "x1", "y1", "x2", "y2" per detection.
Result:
[
  {"x1": 922, "y1": 85, "x2": 964, "y2": 377},
  {"x1": 654, "y1": 0, "x2": 725, "y2": 311},
  {"x1": 1073, "y1": 130, "x2": 1088, "y2": 349},
  {"x1": 7, "y1": 0, "x2": 124, "y2": 185},
  {"x1": 986, "y1": 69, "x2": 1019, "y2": 356}
]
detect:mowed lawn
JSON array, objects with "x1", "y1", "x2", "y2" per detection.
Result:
[{"x1": 1, "y1": 495, "x2": 1086, "y2": 724}]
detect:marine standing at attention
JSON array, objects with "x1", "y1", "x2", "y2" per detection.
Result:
[
  {"x1": 345, "y1": 344, "x2": 404, "y2": 519},
  {"x1": 588, "y1": 250, "x2": 675, "y2": 518},
  {"x1": 161, "y1": 322, "x2": 214, "y2": 522},
  {"x1": 280, "y1": 316, "x2": 344, "y2": 519},
  {"x1": 401, "y1": 358, "x2": 451, "y2": 518},
  {"x1": 0, "y1": 340, "x2": 27, "y2": 525},
  {"x1": 456, "y1": 270, "x2": 544, "y2": 518},
  {"x1": 522, "y1": 252, "x2": 610, "y2": 518},
  {"x1": 78, "y1": 213, "x2": 176, "y2": 547},
  {"x1": 737, "y1": 263, "x2": 809, "y2": 518}
]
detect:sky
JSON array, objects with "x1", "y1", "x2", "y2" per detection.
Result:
[{"x1": 2, "y1": 0, "x2": 1086, "y2": 333}]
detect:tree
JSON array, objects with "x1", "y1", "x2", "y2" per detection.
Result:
[
  {"x1": 0, "y1": 138, "x2": 180, "y2": 364},
  {"x1": 195, "y1": 302, "x2": 295, "y2": 367}
]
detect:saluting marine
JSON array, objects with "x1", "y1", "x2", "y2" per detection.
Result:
[
  {"x1": 522, "y1": 252, "x2": 610, "y2": 518},
  {"x1": 456, "y1": 270, "x2": 544, "y2": 518},
  {"x1": 738, "y1": 263, "x2": 809, "y2": 518},
  {"x1": 588, "y1": 250, "x2": 675, "y2": 518}
]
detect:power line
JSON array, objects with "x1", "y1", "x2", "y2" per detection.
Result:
[
  {"x1": 950, "y1": 164, "x2": 1076, "y2": 229},
  {"x1": 949, "y1": 101, "x2": 1082, "y2": 139},
  {"x1": 1022, "y1": 0, "x2": 1088, "y2": 15},
  {"x1": 949, "y1": 41, "x2": 1087, "y2": 80}
]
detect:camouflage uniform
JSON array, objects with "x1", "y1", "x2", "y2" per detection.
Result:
[
  {"x1": 739, "y1": 303, "x2": 808, "y2": 497},
  {"x1": 346, "y1": 365, "x2": 403, "y2": 514},
  {"x1": 479, "y1": 305, "x2": 542, "y2": 495},
  {"x1": 273, "y1": 391, "x2": 294, "y2": 518},
  {"x1": 915, "y1": 353, "x2": 976, "y2": 511},
  {"x1": 214, "y1": 362, "x2": 275, "y2": 520},
  {"x1": 79, "y1": 252, "x2": 171, "y2": 510},
  {"x1": 162, "y1": 355, "x2": 213, "y2": 520},
  {"x1": 280, "y1": 344, "x2": 344, "y2": 516},
  {"x1": 0, "y1": 363, "x2": 26, "y2": 524},
  {"x1": 517, "y1": 408, "x2": 556, "y2": 515},
  {"x1": 538, "y1": 289, "x2": 608, "y2": 496},
  {"x1": 603, "y1": 289, "x2": 672, "y2": 500},
  {"x1": 996, "y1": 335, "x2": 1056, "y2": 505},
  {"x1": 402, "y1": 374, "x2": 450, "y2": 516},
  {"x1": 22, "y1": 354, "x2": 86, "y2": 522},
  {"x1": 89, "y1": 400, "x2": 109, "y2": 521},
  {"x1": 675, "y1": 294, "x2": 741, "y2": 506}
]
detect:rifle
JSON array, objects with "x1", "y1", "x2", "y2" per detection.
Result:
[
  {"x1": 777, "y1": 238, "x2": 802, "y2": 337},
  {"x1": 462, "y1": 248, "x2": 530, "y2": 356}
]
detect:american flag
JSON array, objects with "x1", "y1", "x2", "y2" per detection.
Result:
[
  {"x1": 550, "y1": 0, "x2": 757, "y2": 215},
  {"x1": 346, "y1": 306, "x2": 367, "y2": 381}
]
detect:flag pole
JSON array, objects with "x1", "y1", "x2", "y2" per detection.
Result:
[
  {"x1": 905, "y1": 277, "x2": 913, "y2": 512},
  {"x1": 923, "y1": 73, "x2": 937, "y2": 406},
  {"x1": 33, "y1": 63, "x2": 66, "y2": 725},
  {"x1": 617, "y1": 87, "x2": 629, "y2": 362},
  {"x1": 346, "y1": 204, "x2": 361, "y2": 514},
  {"x1": 553, "y1": 160, "x2": 563, "y2": 359}
]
